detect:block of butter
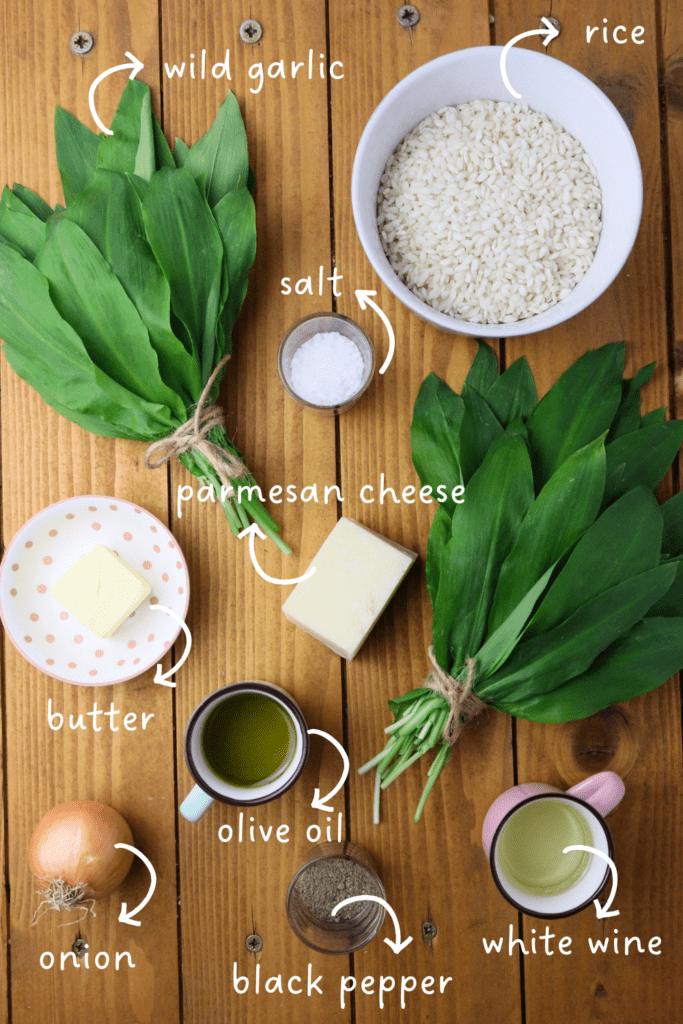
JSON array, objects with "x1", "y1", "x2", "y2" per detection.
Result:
[
  {"x1": 282, "y1": 518, "x2": 417, "y2": 660},
  {"x1": 50, "y1": 544, "x2": 151, "y2": 639}
]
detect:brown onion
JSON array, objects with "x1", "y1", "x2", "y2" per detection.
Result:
[{"x1": 29, "y1": 801, "x2": 134, "y2": 919}]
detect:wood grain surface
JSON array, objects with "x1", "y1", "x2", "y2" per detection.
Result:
[
  {"x1": 0, "y1": 3, "x2": 181, "y2": 1023},
  {"x1": 330, "y1": 3, "x2": 521, "y2": 1023},
  {"x1": 161, "y1": 2, "x2": 346, "y2": 1022},
  {"x1": 0, "y1": 0, "x2": 680, "y2": 1022},
  {"x1": 497, "y1": 2, "x2": 683, "y2": 1022}
]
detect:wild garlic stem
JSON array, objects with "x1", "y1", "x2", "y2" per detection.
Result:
[
  {"x1": 377, "y1": 738, "x2": 402, "y2": 777},
  {"x1": 363, "y1": 688, "x2": 456, "y2": 823},
  {"x1": 181, "y1": 443, "x2": 291, "y2": 555},
  {"x1": 373, "y1": 771, "x2": 382, "y2": 825},
  {"x1": 358, "y1": 745, "x2": 392, "y2": 775},
  {"x1": 380, "y1": 748, "x2": 425, "y2": 789},
  {"x1": 414, "y1": 745, "x2": 451, "y2": 823}
]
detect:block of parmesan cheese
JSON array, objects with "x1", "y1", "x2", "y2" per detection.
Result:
[
  {"x1": 282, "y1": 518, "x2": 417, "y2": 660},
  {"x1": 50, "y1": 544, "x2": 151, "y2": 639}
]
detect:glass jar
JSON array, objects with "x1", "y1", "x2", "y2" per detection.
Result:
[
  {"x1": 286, "y1": 840, "x2": 386, "y2": 954},
  {"x1": 278, "y1": 313, "x2": 375, "y2": 415}
]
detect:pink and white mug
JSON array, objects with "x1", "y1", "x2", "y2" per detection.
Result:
[{"x1": 483, "y1": 771, "x2": 625, "y2": 919}]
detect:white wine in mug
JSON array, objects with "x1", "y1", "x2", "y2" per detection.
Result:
[
  {"x1": 483, "y1": 772, "x2": 625, "y2": 918},
  {"x1": 496, "y1": 799, "x2": 593, "y2": 896}
]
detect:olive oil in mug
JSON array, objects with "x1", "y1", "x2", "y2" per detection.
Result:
[{"x1": 201, "y1": 691, "x2": 295, "y2": 787}]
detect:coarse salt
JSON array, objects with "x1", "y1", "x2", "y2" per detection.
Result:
[{"x1": 289, "y1": 331, "x2": 365, "y2": 406}]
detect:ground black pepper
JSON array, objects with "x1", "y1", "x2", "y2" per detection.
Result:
[{"x1": 294, "y1": 857, "x2": 382, "y2": 922}]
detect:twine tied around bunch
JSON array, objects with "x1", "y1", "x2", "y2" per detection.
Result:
[
  {"x1": 144, "y1": 355, "x2": 247, "y2": 499},
  {"x1": 423, "y1": 645, "x2": 488, "y2": 745}
]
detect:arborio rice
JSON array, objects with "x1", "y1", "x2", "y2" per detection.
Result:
[{"x1": 377, "y1": 100, "x2": 602, "y2": 325}]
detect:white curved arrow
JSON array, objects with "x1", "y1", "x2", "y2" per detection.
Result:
[
  {"x1": 331, "y1": 895, "x2": 412, "y2": 954},
  {"x1": 151, "y1": 604, "x2": 192, "y2": 688},
  {"x1": 89, "y1": 51, "x2": 144, "y2": 135},
  {"x1": 563, "y1": 845, "x2": 620, "y2": 919},
  {"x1": 500, "y1": 19, "x2": 560, "y2": 99},
  {"x1": 238, "y1": 523, "x2": 316, "y2": 586},
  {"x1": 116, "y1": 844, "x2": 157, "y2": 927},
  {"x1": 355, "y1": 289, "x2": 395, "y2": 374},
  {"x1": 307, "y1": 729, "x2": 349, "y2": 812}
]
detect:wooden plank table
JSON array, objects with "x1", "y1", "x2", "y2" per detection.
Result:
[{"x1": 0, "y1": 1, "x2": 680, "y2": 1021}]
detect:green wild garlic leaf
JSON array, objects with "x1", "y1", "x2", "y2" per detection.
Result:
[
  {"x1": 65, "y1": 168, "x2": 201, "y2": 406},
  {"x1": 34, "y1": 217, "x2": 186, "y2": 420},
  {"x1": 152, "y1": 114, "x2": 175, "y2": 170},
  {"x1": 463, "y1": 340, "x2": 499, "y2": 395},
  {"x1": 54, "y1": 106, "x2": 100, "y2": 204},
  {"x1": 426, "y1": 505, "x2": 451, "y2": 609},
  {"x1": 602, "y1": 420, "x2": 683, "y2": 507},
  {"x1": 478, "y1": 562, "x2": 677, "y2": 705},
  {"x1": 212, "y1": 185, "x2": 256, "y2": 360},
  {"x1": 526, "y1": 342, "x2": 624, "y2": 488},
  {"x1": 12, "y1": 182, "x2": 53, "y2": 222},
  {"x1": 185, "y1": 91, "x2": 250, "y2": 206},
  {"x1": 524, "y1": 486, "x2": 663, "y2": 640},
  {"x1": 607, "y1": 361, "x2": 656, "y2": 442},
  {"x1": 432, "y1": 433, "x2": 534, "y2": 673},
  {"x1": 488, "y1": 434, "x2": 607, "y2": 633},
  {"x1": 97, "y1": 78, "x2": 152, "y2": 176},
  {"x1": 640, "y1": 407, "x2": 667, "y2": 429},
  {"x1": 141, "y1": 167, "x2": 224, "y2": 384},
  {"x1": 661, "y1": 490, "x2": 683, "y2": 557},
  {"x1": 0, "y1": 186, "x2": 46, "y2": 259},
  {"x1": 0, "y1": 242, "x2": 177, "y2": 439},
  {"x1": 483, "y1": 355, "x2": 537, "y2": 427},
  {"x1": 411, "y1": 373, "x2": 465, "y2": 517},
  {"x1": 474, "y1": 564, "x2": 556, "y2": 682},
  {"x1": 496, "y1": 617, "x2": 683, "y2": 722},
  {"x1": 459, "y1": 385, "x2": 504, "y2": 482}
]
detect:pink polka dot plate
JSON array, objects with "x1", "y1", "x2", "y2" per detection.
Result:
[{"x1": 0, "y1": 496, "x2": 190, "y2": 686}]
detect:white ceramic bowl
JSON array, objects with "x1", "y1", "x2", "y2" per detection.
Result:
[{"x1": 352, "y1": 46, "x2": 643, "y2": 337}]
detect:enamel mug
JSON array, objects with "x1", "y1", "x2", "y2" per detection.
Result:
[
  {"x1": 483, "y1": 771, "x2": 625, "y2": 919},
  {"x1": 180, "y1": 681, "x2": 310, "y2": 823}
]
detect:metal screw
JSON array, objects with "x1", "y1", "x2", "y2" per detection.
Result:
[
  {"x1": 397, "y1": 5, "x2": 420, "y2": 28},
  {"x1": 239, "y1": 20, "x2": 263, "y2": 44},
  {"x1": 422, "y1": 921, "x2": 437, "y2": 940},
  {"x1": 246, "y1": 933, "x2": 263, "y2": 953},
  {"x1": 541, "y1": 16, "x2": 561, "y2": 37},
  {"x1": 72, "y1": 938, "x2": 88, "y2": 958},
  {"x1": 69, "y1": 31, "x2": 94, "y2": 56}
]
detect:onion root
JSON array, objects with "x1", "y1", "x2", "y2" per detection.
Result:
[{"x1": 31, "y1": 876, "x2": 96, "y2": 927}]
